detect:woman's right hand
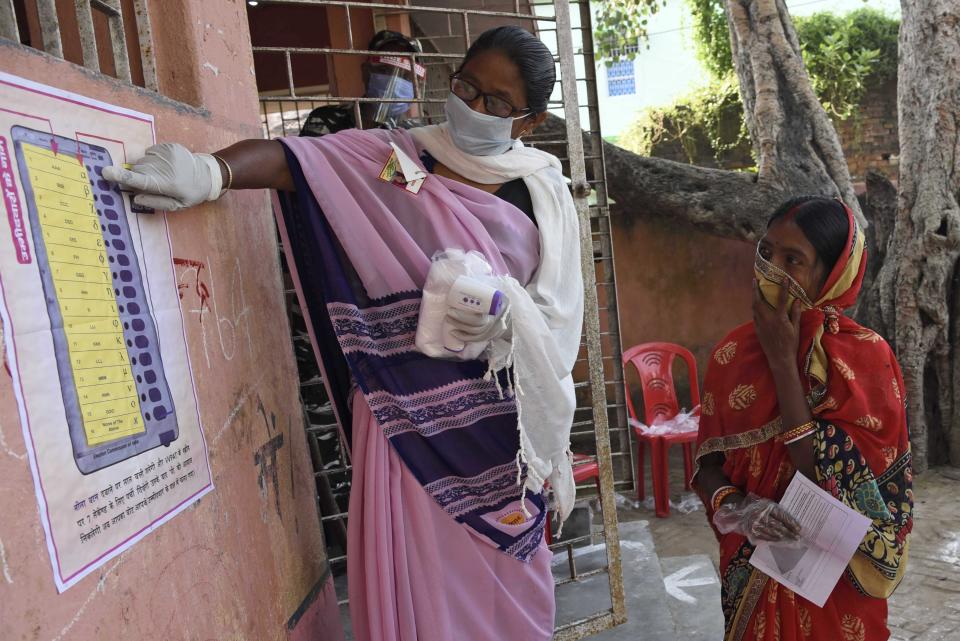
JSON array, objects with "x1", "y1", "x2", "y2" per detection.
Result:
[
  {"x1": 102, "y1": 143, "x2": 223, "y2": 211},
  {"x1": 713, "y1": 493, "x2": 802, "y2": 545}
]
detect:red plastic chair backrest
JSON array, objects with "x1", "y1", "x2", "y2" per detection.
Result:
[{"x1": 622, "y1": 342, "x2": 701, "y2": 426}]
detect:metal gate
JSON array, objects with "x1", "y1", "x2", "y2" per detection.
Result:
[{"x1": 251, "y1": 1, "x2": 629, "y2": 637}]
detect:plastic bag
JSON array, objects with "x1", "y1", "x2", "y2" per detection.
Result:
[
  {"x1": 629, "y1": 406, "x2": 700, "y2": 436},
  {"x1": 415, "y1": 249, "x2": 501, "y2": 361}
]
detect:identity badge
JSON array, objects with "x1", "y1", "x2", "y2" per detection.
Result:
[{"x1": 378, "y1": 142, "x2": 426, "y2": 195}]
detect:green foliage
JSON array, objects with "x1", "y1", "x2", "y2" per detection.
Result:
[
  {"x1": 684, "y1": 0, "x2": 731, "y2": 79},
  {"x1": 609, "y1": 5, "x2": 900, "y2": 165},
  {"x1": 618, "y1": 74, "x2": 750, "y2": 165},
  {"x1": 803, "y1": 31, "x2": 880, "y2": 119},
  {"x1": 796, "y1": 8, "x2": 898, "y2": 118},
  {"x1": 596, "y1": 2, "x2": 899, "y2": 115},
  {"x1": 595, "y1": 0, "x2": 665, "y2": 61},
  {"x1": 796, "y1": 8, "x2": 899, "y2": 81}
]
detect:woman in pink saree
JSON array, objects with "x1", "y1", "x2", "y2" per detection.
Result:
[{"x1": 106, "y1": 27, "x2": 583, "y2": 641}]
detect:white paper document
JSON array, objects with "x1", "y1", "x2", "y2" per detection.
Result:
[{"x1": 749, "y1": 472, "x2": 872, "y2": 607}]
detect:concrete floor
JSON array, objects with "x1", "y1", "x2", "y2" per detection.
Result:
[{"x1": 560, "y1": 448, "x2": 960, "y2": 640}]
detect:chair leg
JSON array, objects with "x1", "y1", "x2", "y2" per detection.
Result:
[
  {"x1": 683, "y1": 442, "x2": 694, "y2": 491},
  {"x1": 594, "y1": 476, "x2": 603, "y2": 519},
  {"x1": 636, "y1": 439, "x2": 646, "y2": 502},
  {"x1": 651, "y1": 438, "x2": 670, "y2": 518}
]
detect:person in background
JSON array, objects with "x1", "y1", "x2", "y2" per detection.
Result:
[
  {"x1": 299, "y1": 29, "x2": 424, "y2": 136},
  {"x1": 105, "y1": 26, "x2": 580, "y2": 641},
  {"x1": 694, "y1": 196, "x2": 912, "y2": 641}
]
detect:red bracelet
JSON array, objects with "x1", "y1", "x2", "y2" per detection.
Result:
[{"x1": 711, "y1": 485, "x2": 742, "y2": 512}]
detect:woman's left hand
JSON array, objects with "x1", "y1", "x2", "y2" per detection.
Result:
[{"x1": 752, "y1": 279, "x2": 801, "y2": 374}]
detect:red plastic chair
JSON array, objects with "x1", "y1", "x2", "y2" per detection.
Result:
[
  {"x1": 545, "y1": 453, "x2": 601, "y2": 544},
  {"x1": 622, "y1": 342, "x2": 700, "y2": 518}
]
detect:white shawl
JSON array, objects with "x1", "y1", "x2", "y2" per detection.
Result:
[{"x1": 409, "y1": 124, "x2": 584, "y2": 521}]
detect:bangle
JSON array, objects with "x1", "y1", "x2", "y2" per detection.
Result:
[
  {"x1": 777, "y1": 419, "x2": 817, "y2": 444},
  {"x1": 784, "y1": 427, "x2": 817, "y2": 444},
  {"x1": 711, "y1": 485, "x2": 741, "y2": 512},
  {"x1": 212, "y1": 154, "x2": 233, "y2": 191}
]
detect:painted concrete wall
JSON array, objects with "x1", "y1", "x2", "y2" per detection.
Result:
[
  {"x1": 0, "y1": 2, "x2": 338, "y2": 640},
  {"x1": 611, "y1": 213, "x2": 755, "y2": 406}
]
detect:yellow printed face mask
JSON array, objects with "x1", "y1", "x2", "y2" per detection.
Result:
[{"x1": 754, "y1": 248, "x2": 815, "y2": 311}]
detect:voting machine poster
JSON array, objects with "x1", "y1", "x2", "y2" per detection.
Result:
[{"x1": 0, "y1": 71, "x2": 212, "y2": 592}]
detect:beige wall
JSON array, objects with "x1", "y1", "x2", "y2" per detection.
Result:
[{"x1": 0, "y1": 2, "x2": 337, "y2": 639}]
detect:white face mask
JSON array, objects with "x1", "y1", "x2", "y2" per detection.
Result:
[{"x1": 444, "y1": 93, "x2": 529, "y2": 156}]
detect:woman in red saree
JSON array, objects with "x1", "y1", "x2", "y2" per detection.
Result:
[{"x1": 694, "y1": 196, "x2": 913, "y2": 641}]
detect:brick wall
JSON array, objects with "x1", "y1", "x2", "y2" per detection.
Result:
[
  {"x1": 646, "y1": 77, "x2": 900, "y2": 183},
  {"x1": 835, "y1": 78, "x2": 899, "y2": 183}
]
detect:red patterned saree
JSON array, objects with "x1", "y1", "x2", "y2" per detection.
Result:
[{"x1": 695, "y1": 205, "x2": 913, "y2": 641}]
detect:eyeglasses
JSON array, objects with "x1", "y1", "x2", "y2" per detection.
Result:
[{"x1": 449, "y1": 74, "x2": 531, "y2": 119}]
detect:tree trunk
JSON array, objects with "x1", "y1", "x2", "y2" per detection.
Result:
[
  {"x1": 724, "y1": 0, "x2": 864, "y2": 228},
  {"x1": 875, "y1": 0, "x2": 960, "y2": 472},
  {"x1": 854, "y1": 170, "x2": 898, "y2": 336}
]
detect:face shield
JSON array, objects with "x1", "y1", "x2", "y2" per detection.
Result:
[{"x1": 365, "y1": 55, "x2": 426, "y2": 125}]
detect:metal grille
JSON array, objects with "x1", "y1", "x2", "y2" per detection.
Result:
[
  {"x1": 253, "y1": 1, "x2": 629, "y2": 637},
  {"x1": 0, "y1": 0, "x2": 158, "y2": 91},
  {"x1": 606, "y1": 60, "x2": 635, "y2": 96}
]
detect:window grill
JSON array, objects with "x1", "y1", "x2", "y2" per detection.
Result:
[
  {"x1": 606, "y1": 59, "x2": 635, "y2": 97},
  {"x1": 0, "y1": 0, "x2": 158, "y2": 91}
]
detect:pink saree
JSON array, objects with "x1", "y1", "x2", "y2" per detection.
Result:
[{"x1": 274, "y1": 128, "x2": 555, "y2": 641}]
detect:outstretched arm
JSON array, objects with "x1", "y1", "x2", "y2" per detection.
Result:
[
  {"x1": 103, "y1": 139, "x2": 294, "y2": 211},
  {"x1": 213, "y1": 139, "x2": 293, "y2": 192}
]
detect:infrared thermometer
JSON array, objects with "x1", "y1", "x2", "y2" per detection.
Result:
[{"x1": 442, "y1": 275, "x2": 505, "y2": 353}]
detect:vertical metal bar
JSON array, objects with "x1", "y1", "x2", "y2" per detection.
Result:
[
  {"x1": 461, "y1": 11, "x2": 470, "y2": 50},
  {"x1": 278, "y1": 98, "x2": 291, "y2": 137},
  {"x1": 345, "y1": 5, "x2": 354, "y2": 49},
  {"x1": 411, "y1": 52, "x2": 420, "y2": 100},
  {"x1": 553, "y1": 0, "x2": 626, "y2": 630},
  {"x1": 133, "y1": 0, "x2": 159, "y2": 91},
  {"x1": 0, "y1": 0, "x2": 19, "y2": 42},
  {"x1": 285, "y1": 50, "x2": 297, "y2": 98},
  {"x1": 36, "y1": 0, "x2": 64, "y2": 59},
  {"x1": 260, "y1": 101, "x2": 270, "y2": 138},
  {"x1": 105, "y1": 0, "x2": 132, "y2": 82},
  {"x1": 295, "y1": 101, "x2": 308, "y2": 131},
  {"x1": 567, "y1": 545, "x2": 577, "y2": 580},
  {"x1": 576, "y1": 0, "x2": 631, "y2": 491},
  {"x1": 74, "y1": 0, "x2": 101, "y2": 72},
  {"x1": 352, "y1": 99, "x2": 363, "y2": 130}
]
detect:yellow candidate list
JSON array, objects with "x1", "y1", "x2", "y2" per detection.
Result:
[{"x1": 23, "y1": 143, "x2": 145, "y2": 446}]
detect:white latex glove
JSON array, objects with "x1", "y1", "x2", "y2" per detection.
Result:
[
  {"x1": 101, "y1": 143, "x2": 223, "y2": 211},
  {"x1": 446, "y1": 305, "x2": 510, "y2": 344},
  {"x1": 713, "y1": 493, "x2": 802, "y2": 545}
]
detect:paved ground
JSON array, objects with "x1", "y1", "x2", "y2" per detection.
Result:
[
  {"x1": 886, "y1": 467, "x2": 960, "y2": 641},
  {"x1": 553, "y1": 520, "x2": 723, "y2": 640}
]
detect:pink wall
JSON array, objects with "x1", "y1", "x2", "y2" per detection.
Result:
[
  {"x1": 612, "y1": 214, "x2": 756, "y2": 404},
  {"x1": 0, "y1": 1, "x2": 339, "y2": 639}
]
